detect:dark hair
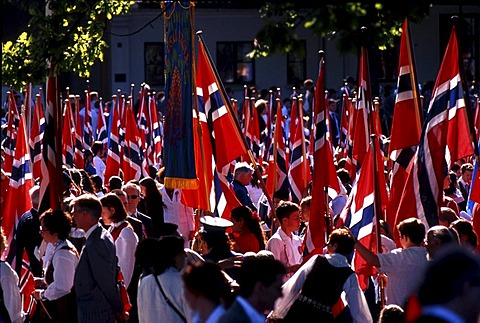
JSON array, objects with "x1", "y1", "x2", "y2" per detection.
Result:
[
  {"x1": 451, "y1": 218, "x2": 478, "y2": 249},
  {"x1": 418, "y1": 246, "x2": 480, "y2": 306},
  {"x1": 461, "y1": 162, "x2": 473, "y2": 174},
  {"x1": 108, "y1": 176, "x2": 123, "y2": 191},
  {"x1": 238, "y1": 257, "x2": 285, "y2": 298},
  {"x1": 439, "y1": 207, "x2": 458, "y2": 226},
  {"x1": 100, "y1": 193, "x2": 128, "y2": 223},
  {"x1": 90, "y1": 174, "x2": 104, "y2": 193},
  {"x1": 135, "y1": 237, "x2": 160, "y2": 276},
  {"x1": 378, "y1": 304, "x2": 404, "y2": 323},
  {"x1": 182, "y1": 261, "x2": 231, "y2": 306},
  {"x1": 80, "y1": 169, "x2": 95, "y2": 194},
  {"x1": 397, "y1": 217, "x2": 425, "y2": 245},
  {"x1": 327, "y1": 228, "x2": 355, "y2": 256},
  {"x1": 231, "y1": 206, "x2": 266, "y2": 250},
  {"x1": 379, "y1": 219, "x2": 394, "y2": 241},
  {"x1": 73, "y1": 194, "x2": 102, "y2": 219},
  {"x1": 276, "y1": 201, "x2": 300, "y2": 223},
  {"x1": 152, "y1": 236, "x2": 185, "y2": 275},
  {"x1": 40, "y1": 209, "x2": 73, "y2": 240},
  {"x1": 299, "y1": 196, "x2": 311, "y2": 208}
]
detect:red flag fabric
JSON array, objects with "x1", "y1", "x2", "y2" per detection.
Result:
[
  {"x1": 146, "y1": 94, "x2": 163, "y2": 167},
  {"x1": 62, "y1": 99, "x2": 75, "y2": 168},
  {"x1": 122, "y1": 105, "x2": 144, "y2": 182},
  {"x1": 104, "y1": 96, "x2": 122, "y2": 184},
  {"x1": 74, "y1": 95, "x2": 85, "y2": 170},
  {"x1": 304, "y1": 57, "x2": 340, "y2": 254},
  {"x1": 196, "y1": 40, "x2": 247, "y2": 169},
  {"x1": 396, "y1": 25, "x2": 474, "y2": 231},
  {"x1": 351, "y1": 47, "x2": 372, "y2": 169},
  {"x1": 340, "y1": 139, "x2": 388, "y2": 290},
  {"x1": 96, "y1": 99, "x2": 108, "y2": 145},
  {"x1": 29, "y1": 94, "x2": 45, "y2": 181}
]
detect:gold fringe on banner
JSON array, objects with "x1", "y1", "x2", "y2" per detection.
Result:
[{"x1": 164, "y1": 177, "x2": 199, "y2": 190}]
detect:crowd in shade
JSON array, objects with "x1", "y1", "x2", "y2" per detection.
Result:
[{"x1": 2, "y1": 21, "x2": 480, "y2": 323}]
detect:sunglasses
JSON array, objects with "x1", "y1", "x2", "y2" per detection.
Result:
[{"x1": 127, "y1": 195, "x2": 139, "y2": 200}]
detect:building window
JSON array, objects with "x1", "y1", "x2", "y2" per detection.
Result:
[
  {"x1": 217, "y1": 42, "x2": 255, "y2": 84},
  {"x1": 287, "y1": 40, "x2": 306, "y2": 85},
  {"x1": 440, "y1": 14, "x2": 479, "y2": 82},
  {"x1": 145, "y1": 42, "x2": 165, "y2": 87}
]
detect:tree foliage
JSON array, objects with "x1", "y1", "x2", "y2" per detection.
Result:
[
  {"x1": 250, "y1": 2, "x2": 432, "y2": 58},
  {"x1": 2, "y1": 0, "x2": 134, "y2": 87}
]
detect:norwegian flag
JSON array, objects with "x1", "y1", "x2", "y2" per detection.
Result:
[
  {"x1": 38, "y1": 74, "x2": 62, "y2": 213},
  {"x1": 351, "y1": 47, "x2": 372, "y2": 170},
  {"x1": 62, "y1": 99, "x2": 75, "y2": 168},
  {"x1": 386, "y1": 19, "x2": 422, "y2": 231},
  {"x1": 289, "y1": 96, "x2": 299, "y2": 151},
  {"x1": 83, "y1": 87, "x2": 94, "y2": 150},
  {"x1": 122, "y1": 104, "x2": 144, "y2": 182},
  {"x1": 74, "y1": 95, "x2": 85, "y2": 170},
  {"x1": 266, "y1": 99, "x2": 289, "y2": 198},
  {"x1": 288, "y1": 97, "x2": 311, "y2": 203},
  {"x1": 303, "y1": 56, "x2": 340, "y2": 255},
  {"x1": 3, "y1": 91, "x2": 20, "y2": 174},
  {"x1": 29, "y1": 94, "x2": 45, "y2": 181},
  {"x1": 182, "y1": 37, "x2": 245, "y2": 217},
  {"x1": 147, "y1": 94, "x2": 163, "y2": 167},
  {"x1": 2, "y1": 112, "x2": 37, "y2": 314},
  {"x1": 196, "y1": 39, "x2": 247, "y2": 169},
  {"x1": 340, "y1": 139, "x2": 388, "y2": 290},
  {"x1": 2, "y1": 114, "x2": 33, "y2": 257},
  {"x1": 245, "y1": 97, "x2": 262, "y2": 161},
  {"x1": 137, "y1": 85, "x2": 148, "y2": 153},
  {"x1": 396, "y1": 25, "x2": 474, "y2": 230},
  {"x1": 337, "y1": 94, "x2": 351, "y2": 158},
  {"x1": 96, "y1": 98, "x2": 108, "y2": 145},
  {"x1": 104, "y1": 95, "x2": 122, "y2": 184}
]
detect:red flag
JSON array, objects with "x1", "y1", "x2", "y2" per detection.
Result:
[
  {"x1": 146, "y1": 94, "x2": 163, "y2": 167},
  {"x1": 3, "y1": 91, "x2": 20, "y2": 174},
  {"x1": 288, "y1": 98, "x2": 311, "y2": 203},
  {"x1": 29, "y1": 94, "x2": 45, "y2": 181},
  {"x1": 386, "y1": 18, "x2": 422, "y2": 231},
  {"x1": 74, "y1": 95, "x2": 85, "y2": 170},
  {"x1": 351, "y1": 47, "x2": 372, "y2": 169},
  {"x1": 196, "y1": 40, "x2": 247, "y2": 169},
  {"x1": 122, "y1": 104, "x2": 144, "y2": 182},
  {"x1": 62, "y1": 99, "x2": 75, "y2": 168},
  {"x1": 340, "y1": 139, "x2": 388, "y2": 290},
  {"x1": 104, "y1": 95, "x2": 122, "y2": 184},
  {"x1": 396, "y1": 25, "x2": 474, "y2": 231},
  {"x1": 304, "y1": 56, "x2": 340, "y2": 254}
]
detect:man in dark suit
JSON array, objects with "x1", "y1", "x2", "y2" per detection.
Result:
[
  {"x1": 219, "y1": 256, "x2": 285, "y2": 323},
  {"x1": 71, "y1": 194, "x2": 126, "y2": 323},
  {"x1": 122, "y1": 184, "x2": 154, "y2": 238},
  {"x1": 457, "y1": 163, "x2": 473, "y2": 208},
  {"x1": 232, "y1": 162, "x2": 257, "y2": 212}
]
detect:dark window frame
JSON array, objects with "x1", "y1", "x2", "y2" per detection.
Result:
[
  {"x1": 144, "y1": 42, "x2": 165, "y2": 87},
  {"x1": 216, "y1": 41, "x2": 255, "y2": 85}
]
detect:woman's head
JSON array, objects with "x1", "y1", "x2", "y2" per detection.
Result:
[
  {"x1": 100, "y1": 193, "x2": 128, "y2": 224},
  {"x1": 230, "y1": 205, "x2": 266, "y2": 250},
  {"x1": 39, "y1": 209, "x2": 73, "y2": 241},
  {"x1": 152, "y1": 236, "x2": 186, "y2": 275}
]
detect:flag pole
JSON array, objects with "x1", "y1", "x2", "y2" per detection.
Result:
[
  {"x1": 191, "y1": 31, "x2": 211, "y2": 213},
  {"x1": 361, "y1": 26, "x2": 385, "y2": 308},
  {"x1": 196, "y1": 30, "x2": 276, "y2": 215},
  {"x1": 405, "y1": 18, "x2": 423, "y2": 131}
]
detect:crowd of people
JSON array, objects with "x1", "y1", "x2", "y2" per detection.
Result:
[{"x1": 1, "y1": 76, "x2": 480, "y2": 323}]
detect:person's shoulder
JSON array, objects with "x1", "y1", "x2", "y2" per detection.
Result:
[{"x1": 136, "y1": 211, "x2": 152, "y2": 221}]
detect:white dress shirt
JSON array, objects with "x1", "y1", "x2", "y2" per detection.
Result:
[
  {"x1": 43, "y1": 239, "x2": 79, "y2": 300},
  {"x1": 0, "y1": 261, "x2": 24, "y2": 323},
  {"x1": 137, "y1": 268, "x2": 193, "y2": 323},
  {"x1": 109, "y1": 221, "x2": 138, "y2": 287},
  {"x1": 160, "y1": 187, "x2": 195, "y2": 247},
  {"x1": 266, "y1": 227, "x2": 303, "y2": 281}
]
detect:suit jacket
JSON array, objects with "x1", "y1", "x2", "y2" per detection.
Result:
[
  {"x1": 218, "y1": 300, "x2": 251, "y2": 323},
  {"x1": 458, "y1": 179, "x2": 469, "y2": 201},
  {"x1": 133, "y1": 211, "x2": 154, "y2": 238},
  {"x1": 14, "y1": 208, "x2": 43, "y2": 277},
  {"x1": 127, "y1": 216, "x2": 145, "y2": 241},
  {"x1": 74, "y1": 225, "x2": 122, "y2": 323}
]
